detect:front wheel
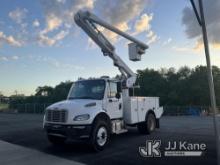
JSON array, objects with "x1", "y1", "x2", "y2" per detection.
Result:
[
  {"x1": 90, "y1": 120, "x2": 110, "y2": 151},
  {"x1": 138, "y1": 113, "x2": 156, "y2": 134}
]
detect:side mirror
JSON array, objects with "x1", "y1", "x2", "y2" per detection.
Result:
[{"x1": 115, "y1": 93, "x2": 121, "y2": 99}]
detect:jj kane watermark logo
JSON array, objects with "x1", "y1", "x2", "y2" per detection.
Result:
[
  {"x1": 139, "y1": 140, "x2": 161, "y2": 157},
  {"x1": 139, "y1": 140, "x2": 206, "y2": 157}
]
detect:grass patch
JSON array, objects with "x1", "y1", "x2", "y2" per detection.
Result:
[{"x1": 0, "y1": 103, "x2": 9, "y2": 110}]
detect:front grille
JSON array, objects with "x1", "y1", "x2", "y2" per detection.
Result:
[{"x1": 46, "y1": 109, "x2": 67, "y2": 123}]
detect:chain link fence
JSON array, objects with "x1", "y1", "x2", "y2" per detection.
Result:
[
  {"x1": 163, "y1": 105, "x2": 214, "y2": 116},
  {"x1": 2, "y1": 103, "x2": 52, "y2": 114},
  {"x1": 0, "y1": 103, "x2": 219, "y2": 116}
]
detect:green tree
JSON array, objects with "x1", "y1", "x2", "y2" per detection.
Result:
[
  {"x1": 8, "y1": 65, "x2": 220, "y2": 107},
  {"x1": 51, "y1": 81, "x2": 73, "y2": 102},
  {"x1": 35, "y1": 86, "x2": 54, "y2": 96}
]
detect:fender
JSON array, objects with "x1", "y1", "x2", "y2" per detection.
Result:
[
  {"x1": 90, "y1": 112, "x2": 112, "y2": 134},
  {"x1": 92, "y1": 112, "x2": 111, "y2": 126}
]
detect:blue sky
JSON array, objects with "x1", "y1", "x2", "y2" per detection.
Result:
[{"x1": 0, "y1": 0, "x2": 220, "y2": 96}]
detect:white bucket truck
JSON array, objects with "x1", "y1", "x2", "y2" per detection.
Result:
[{"x1": 43, "y1": 10, "x2": 163, "y2": 151}]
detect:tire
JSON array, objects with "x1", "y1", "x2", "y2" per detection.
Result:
[
  {"x1": 89, "y1": 119, "x2": 110, "y2": 151},
  {"x1": 137, "y1": 113, "x2": 156, "y2": 134},
  {"x1": 47, "y1": 134, "x2": 66, "y2": 145}
]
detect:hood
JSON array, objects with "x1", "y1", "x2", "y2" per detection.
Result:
[
  {"x1": 46, "y1": 99, "x2": 103, "y2": 125},
  {"x1": 47, "y1": 99, "x2": 102, "y2": 112}
]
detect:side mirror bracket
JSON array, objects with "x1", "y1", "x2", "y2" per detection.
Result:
[{"x1": 115, "y1": 93, "x2": 121, "y2": 99}]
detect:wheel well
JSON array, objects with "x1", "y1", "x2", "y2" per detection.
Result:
[
  {"x1": 146, "y1": 109, "x2": 156, "y2": 119},
  {"x1": 93, "y1": 112, "x2": 111, "y2": 126}
]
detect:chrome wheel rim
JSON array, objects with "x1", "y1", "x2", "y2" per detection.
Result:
[{"x1": 96, "y1": 126, "x2": 107, "y2": 146}]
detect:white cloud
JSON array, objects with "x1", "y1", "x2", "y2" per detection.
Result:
[
  {"x1": 37, "y1": 14, "x2": 68, "y2": 46},
  {"x1": 37, "y1": 34, "x2": 54, "y2": 46},
  {"x1": 87, "y1": 38, "x2": 98, "y2": 49},
  {"x1": 33, "y1": 55, "x2": 84, "y2": 70},
  {"x1": 132, "y1": 13, "x2": 158, "y2": 45},
  {"x1": 44, "y1": 14, "x2": 62, "y2": 33},
  {"x1": 182, "y1": 0, "x2": 220, "y2": 50},
  {"x1": 172, "y1": 46, "x2": 191, "y2": 52},
  {"x1": 8, "y1": 8, "x2": 28, "y2": 43},
  {"x1": 0, "y1": 55, "x2": 19, "y2": 61},
  {"x1": 147, "y1": 33, "x2": 158, "y2": 45},
  {"x1": 12, "y1": 56, "x2": 19, "y2": 60},
  {"x1": 62, "y1": 64, "x2": 85, "y2": 70},
  {"x1": 9, "y1": 8, "x2": 28, "y2": 24},
  {"x1": 0, "y1": 56, "x2": 8, "y2": 61},
  {"x1": 172, "y1": 41, "x2": 220, "y2": 54},
  {"x1": 40, "y1": 0, "x2": 94, "y2": 31},
  {"x1": 38, "y1": 0, "x2": 94, "y2": 46},
  {"x1": 33, "y1": 19, "x2": 40, "y2": 27},
  {"x1": 146, "y1": 30, "x2": 158, "y2": 45},
  {"x1": 39, "y1": 0, "x2": 155, "y2": 47},
  {"x1": 134, "y1": 13, "x2": 153, "y2": 35},
  {"x1": 93, "y1": 0, "x2": 149, "y2": 42},
  {"x1": 95, "y1": 0, "x2": 147, "y2": 25},
  {"x1": 104, "y1": 22, "x2": 130, "y2": 43},
  {"x1": 54, "y1": 30, "x2": 68, "y2": 40},
  {"x1": 171, "y1": 42, "x2": 204, "y2": 53},
  {"x1": 38, "y1": 30, "x2": 68, "y2": 46},
  {"x1": 56, "y1": 0, "x2": 66, "y2": 3},
  {"x1": 163, "y1": 38, "x2": 172, "y2": 46},
  {"x1": 147, "y1": 30, "x2": 154, "y2": 38},
  {"x1": 0, "y1": 31, "x2": 22, "y2": 47}
]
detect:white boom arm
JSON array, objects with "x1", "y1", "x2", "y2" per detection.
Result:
[{"x1": 74, "y1": 10, "x2": 148, "y2": 88}]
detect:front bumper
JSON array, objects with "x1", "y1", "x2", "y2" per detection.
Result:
[{"x1": 44, "y1": 123, "x2": 92, "y2": 140}]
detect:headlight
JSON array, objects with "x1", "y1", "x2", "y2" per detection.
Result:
[{"x1": 73, "y1": 114, "x2": 90, "y2": 121}]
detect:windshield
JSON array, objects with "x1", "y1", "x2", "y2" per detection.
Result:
[{"x1": 68, "y1": 80, "x2": 106, "y2": 100}]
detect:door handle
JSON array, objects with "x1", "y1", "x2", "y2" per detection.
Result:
[
  {"x1": 108, "y1": 99, "x2": 118, "y2": 102},
  {"x1": 119, "y1": 103, "x2": 122, "y2": 109}
]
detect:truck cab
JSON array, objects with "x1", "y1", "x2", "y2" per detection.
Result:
[{"x1": 43, "y1": 77, "x2": 163, "y2": 151}]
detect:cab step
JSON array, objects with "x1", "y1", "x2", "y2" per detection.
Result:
[
  {"x1": 115, "y1": 129, "x2": 128, "y2": 134},
  {"x1": 111, "y1": 119, "x2": 128, "y2": 134}
]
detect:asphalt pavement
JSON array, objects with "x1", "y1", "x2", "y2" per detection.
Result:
[{"x1": 0, "y1": 113, "x2": 217, "y2": 165}]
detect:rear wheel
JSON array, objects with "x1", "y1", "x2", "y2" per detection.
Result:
[
  {"x1": 47, "y1": 135, "x2": 66, "y2": 145},
  {"x1": 90, "y1": 120, "x2": 110, "y2": 151},
  {"x1": 138, "y1": 113, "x2": 156, "y2": 134}
]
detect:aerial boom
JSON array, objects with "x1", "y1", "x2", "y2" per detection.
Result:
[{"x1": 74, "y1": 10, "x2": 148, "y2": 87}]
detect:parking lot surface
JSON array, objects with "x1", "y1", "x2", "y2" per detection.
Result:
[{"x1": 0, "y1": 113, "x2": 217, "y2": 165}]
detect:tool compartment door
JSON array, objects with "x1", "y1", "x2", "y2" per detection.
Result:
[
  {"x1": 137, "y1": 97, "x2": 159, "y2": 122},
  {"x1": 123, "y1": 97, "x2": 138, "y2": 124},
  {"x1": 137, "y1": 97, "x2": 146, "y2": 122}
]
